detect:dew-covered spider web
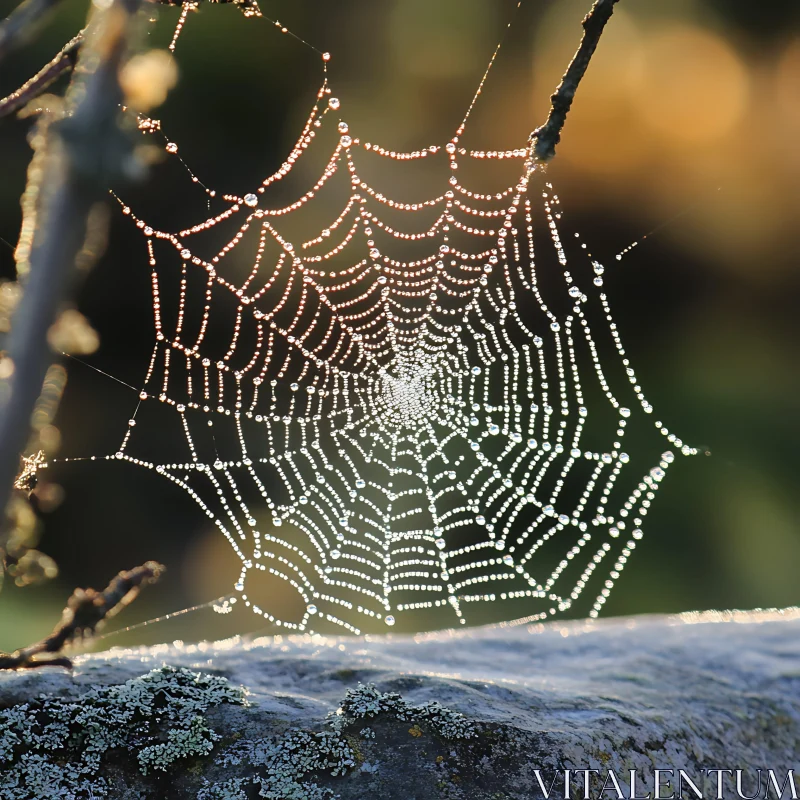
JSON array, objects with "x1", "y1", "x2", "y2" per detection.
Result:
[{"x1": 45, "y1": 4, "x2": 698, "y2": 635}]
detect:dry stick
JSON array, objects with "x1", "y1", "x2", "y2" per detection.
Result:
[
  {"x1": 0, "y1": 561, "x2": 165, "y2": 669},
  {"x1": 0, "y1": 0, "x2": 67, "y2": 64},
  {"x1": 530, "y1": 0, "x2": 620, "y2": 162},
  {"x1": 0, "y1": 0, "x2": 143, "y2": 529},
  {"x1": 0, "y1": 0, "x2": 259, "y2": 119},
  {"x1": 0, "y1": 34, "x2": 81, "y2": 120}
]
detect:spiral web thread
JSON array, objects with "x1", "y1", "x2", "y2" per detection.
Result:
[{"x1": 49, "y1": 7, "x2": 698, "y2": 634}]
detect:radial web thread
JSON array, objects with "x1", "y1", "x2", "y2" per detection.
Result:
[{"x1": 47, "y1": 9, "x2": 698, "y2": 635}]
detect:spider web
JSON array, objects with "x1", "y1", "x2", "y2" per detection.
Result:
[{"x1": 49, "y1": 6, "x2": 698, "y2": 635}]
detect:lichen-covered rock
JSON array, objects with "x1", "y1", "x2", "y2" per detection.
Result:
[
  {"x1": 0, "y1": 666, "x2": 246, "y2": 798},
  {"x1": 0, "y1": 609, "x2": 798, "y2": 799}
]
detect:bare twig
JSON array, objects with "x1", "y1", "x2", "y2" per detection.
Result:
[
  {"x1": 530, "y1": 0, "x2": 620, "y2": 162},
  {"x1": 0, "y1": 33, "x2": 81, "y2": 120},
  {"x1": 0, "y1": 0, "x2": 66, "y2": 65},
  {"x1": 0, "y1": 561, "x2": 164, "y2": 669},
  {"x1": 0, "y1": 0, "x2": 143, "y2": 527},
  {"x1": 0, "y1": 0, "x2": 260, "y2": 120}
]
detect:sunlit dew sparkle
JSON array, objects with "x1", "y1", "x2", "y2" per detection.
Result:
[{"x1": 46, "y1": 9, "x2": 698, "y2": 636}]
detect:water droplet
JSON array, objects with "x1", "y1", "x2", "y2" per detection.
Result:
[
  {"x1": 329, "y1": 97, "x2": 340, "y2": 109},
  {"x1": 244, "y1": 193, "x2": 258, "y2": 207},
  {"x1": 385, "y1": 615, "x2": 395, "y2": 626}
]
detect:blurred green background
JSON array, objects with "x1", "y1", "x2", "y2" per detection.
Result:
[{"x1": 0, "y1": 0, "x2": 798, "y2": 650}]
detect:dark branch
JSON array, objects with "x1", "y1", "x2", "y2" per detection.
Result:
[
  {"x1": 0, "y1": 561, "x2": 165, "y2": 669},
  {"x1": 0, "y1": 0, "x2": 143, "y2": 527},
  {"x1": 530, "y1": 0, "x2": 620, "y2": 162},
  {"x1": 0, "y1": 0, "x2": 66, "y2": 65},
  {"x1": 0, "y1": 34, "x2": 80, "y2": 120},
  {"x1": 0, "y1": 0, "x2": 261, "y2": 119}
]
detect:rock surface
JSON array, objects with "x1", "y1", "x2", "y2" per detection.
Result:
[{"x1": 1, "y1": 608, "x2": 799, "y2": 799}]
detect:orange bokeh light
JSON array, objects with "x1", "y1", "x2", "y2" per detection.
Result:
[{"x1": 637, "y1": 26, "x2": 749, "y2": 144}]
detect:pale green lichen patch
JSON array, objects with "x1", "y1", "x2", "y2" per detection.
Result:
[
  {"x1": 218, "y1": 727, "x2": 356, "y2": 799},
  {"x1": 0, "y1": 666, "x2": 246, "y2": 799},
  {"x1": 196, "y1": 776, "x2": 250, "y2": 800},
  {"x1": 210, "y1": 682, "x2": 476, "y2": 799},
  {"x1": 333, "y1": 682, "x2": 476, "y2": 740},
  {"x1": 1, "y1": 670, "x2": 477, "y2": 799}
]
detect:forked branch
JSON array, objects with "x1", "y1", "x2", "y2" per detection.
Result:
[
  {"x1": 0, "y1": 0, "x2": 261, "y2": 118},
  {"x1": 530, "y1": 0, "x2": 620, "y2": 162},
  {"x1": 0, "y1": 561, "x2": 165, "y2": 669}
]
